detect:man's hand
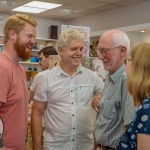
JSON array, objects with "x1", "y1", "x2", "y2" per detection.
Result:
[{"x1": 91, "y1": 95, "x2": 101, "y2": 112}]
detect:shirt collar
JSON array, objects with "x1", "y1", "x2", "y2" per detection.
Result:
[
  {"x1": 56, "y1": 63, "x2": 83, "y2": 77},
  {"x1": 108, "y1": 64, "x2": 126, "y2": 83}
]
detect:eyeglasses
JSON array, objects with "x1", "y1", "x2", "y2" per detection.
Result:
[{"x1": 97, "y1": 46, "x2": 121, "y2": 56}]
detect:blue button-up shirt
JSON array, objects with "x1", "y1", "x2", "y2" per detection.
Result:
[{"x1": 95, "y1": 65, "x2": 136, "y2": 148}]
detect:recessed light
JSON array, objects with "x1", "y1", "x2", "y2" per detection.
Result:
[
  {"x1": 12, "y1": 6, "x2": 46, "y2": 14},
  {"x1": 141, "y1": 30, "x2": 145, "y2": 33},
  {"x1": 24, "y1": 1, "x2": 62, "y2": 10},
  {"x1": 12, "y1": 1, "x2": 62, "y2": 13}
]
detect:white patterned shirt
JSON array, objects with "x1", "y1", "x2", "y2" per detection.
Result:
[{"x1": 34, "y1": 64, "x2": 104, "y2": 150}]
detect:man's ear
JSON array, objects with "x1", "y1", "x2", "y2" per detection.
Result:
[
  {"x1": 120, "y1": 46, "x2": 127, "y2": 56},
  {"x1": 8, "y1": 30, "x2": 16, "y2": 40},
  {"x1": 57, "y1": 47, "x2": 63, "y2": 55}
]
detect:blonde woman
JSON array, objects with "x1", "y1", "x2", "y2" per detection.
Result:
[{"x1": 116, "y1": 43, "x2": 150, "y2": 150}]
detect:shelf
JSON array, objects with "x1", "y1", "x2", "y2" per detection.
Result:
[
  {"x1": 0, "y1": 43, "x2": 4, "y2": 46},
  {"x1": 32, "y1": 49, "x2": 40, "y2": 52},
  {"x1": 35, "y1": 37, "x2": 57, "y2": 42},
  {"x1": 20, "y1": 62, "x2": 39, "y2": 65},
  {"x1": 0, "y1": 34, "x2": 57, "y2": 42}
]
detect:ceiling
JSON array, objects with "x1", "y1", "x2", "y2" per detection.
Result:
[{"x1": 0, "y1": 0, "x2": 148, "y2": 21}]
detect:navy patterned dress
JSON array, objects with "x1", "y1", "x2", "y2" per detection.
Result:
[{"x1": 116, "y1": 98, "x2": 150, "y2": 150}]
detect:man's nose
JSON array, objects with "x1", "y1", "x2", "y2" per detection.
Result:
[
  {"x1": 30, "y1": 37, "x2": 36, "y2": 44},
  {"x1": 98, "y1": 53, "x2": 105, "y2": 60}
]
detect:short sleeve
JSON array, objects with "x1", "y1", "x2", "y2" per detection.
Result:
[
  {"x1": 30, "y1": 72, "x2": 42, "y2": 92},
  {"x1": 34, "y1": 73, "x2": 48, "y2": 102},
  {"x1": 0, "y1": 66, "x2": 10, "y2": 103},
  {"x1": 135, "y1": 99, "x2": 150, "y2": 134}
]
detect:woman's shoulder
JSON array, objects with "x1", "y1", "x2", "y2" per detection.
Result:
[{"x1": 136, "y1": 98, "x2": 150, "y2": 117}]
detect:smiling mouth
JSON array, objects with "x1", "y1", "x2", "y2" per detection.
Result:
[
  {"x1": 26, "y1": 46, "x2": 32, "y2": 52},
  {"x1": 73, "y1": 57, "x2": 81, "y2": 61}
]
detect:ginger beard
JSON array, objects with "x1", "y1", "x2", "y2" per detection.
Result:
[{"x1": 14, "y1": 36, "x2": 33, "y2": 61}]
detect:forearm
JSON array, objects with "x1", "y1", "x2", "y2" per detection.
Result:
[
  {"x1": 31, "y1": 113, "x2": 43, "y2": 149},
  {"x1": 137, "y1": 133, "x2": 150, "y2": 150}
]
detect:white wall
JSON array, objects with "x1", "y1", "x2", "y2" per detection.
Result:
[
  {"x1": 1, "y1": 0, "x2": 150, "y2": 38},
  {"x1": 127, "y1": 31, "x2": 150, "y2": 46},
  {"x1": 0, "y1": 14, "x2": 64, "y2": 39},
  {"x1": 65, "y1": 0, "x2": 150, "y2": 37}
]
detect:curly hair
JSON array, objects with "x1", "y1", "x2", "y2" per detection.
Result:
[{"x1": 57, "y1": 28, "x2": 85, "y2": 49}]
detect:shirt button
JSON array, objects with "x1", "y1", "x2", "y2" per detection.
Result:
[
  {"x1": 71, "y1": 102, "x2": 73, "y2": 105},
  {"x1": 71, "y1": 90, "x2": 73, "y2": 92},
  {"x1": 73, "y1": 139, "x2": 74, "y2": 142},
  {"x1": 72, "y1": 114, "x2": 74, "y2": 116},
  {"x1": 73, "y1": 127, "x2": 75, "y2": 130}
]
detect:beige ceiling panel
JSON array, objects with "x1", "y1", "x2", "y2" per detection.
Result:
[
  {"x1": 58, "y1": 13, "x2": 86, "y2": 21},
  {"x1": 42, "y1": 9, "x2": 71, "y2": 17},
  {"x1": 34, "y1": 0, "x2": 78, "y2": 4},
  {"x1": 68, "y1": 0, "x2": 107, "y2": 8},
  {"x1": 115, "y1": 0, "x2": 145, "y2": 5},
  {"x1": 0, "y1": 0, "x2": 147, "y2": 20},
  {"x1": 97, "y1": 4, "x2": 121, "y2": 11},
  {"x1": 53, "y1": 5, "x2": 88, "y2": 13},
  {"x1": 91, "y1": 0, "x2": 123, "y2": 3},
  {"x1": 79, "y1": 9, "x2": 101, "y2": 15}
]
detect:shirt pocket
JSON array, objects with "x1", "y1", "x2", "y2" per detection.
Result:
[
  {"x1": 77, "y1": 84, "x2": 94, "y2": 105},
  {"x1": 100, "y1": 95, "x2": 114, "y2": 120}
]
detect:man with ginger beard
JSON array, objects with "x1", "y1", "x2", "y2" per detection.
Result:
[{"x1": 0, "y1": 14, "x2": 37, "y2": 150}]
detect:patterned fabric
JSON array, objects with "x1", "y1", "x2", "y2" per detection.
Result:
[
  {"x1": 116, "y1": 98, "x2": 150, "y2": 150},
  {"x1": 34, "y1": 64, "x2": 104, "y2": 150},
  {"x1": 30, "y1": 70, "x2": 49, "y2": 92},
  {"x1": 95, "y1": 65, "x2": 136, "y2": 148}
]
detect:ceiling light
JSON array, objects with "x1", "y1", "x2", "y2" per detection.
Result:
[
  {"x1": 12, "y1": 1, "x2": 62, "y2": 13},
  {"x1": 64, "y1": 9, "x2": 74, "y2": 14},
  {"x1": 24, "y1": 1, "x2": 62, "y2": 9},
  {"x1": 141, "y1": 30, "x2": 145, "y2": 33},
  {"x1": 12, "y1": 6, "x2": 46, "y2": 14}
]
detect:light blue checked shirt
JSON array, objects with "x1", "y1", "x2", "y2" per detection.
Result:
[
  {"x1": 34, "y1": 64, "x2": 104, "y2": 150},
  {"x1": 95, "y1": 64, "x2": 136, "y2": 148}
]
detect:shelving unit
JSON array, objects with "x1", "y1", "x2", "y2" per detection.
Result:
[
  {"x1": 20, "y1": 62, "x2": 39, "y2": 65},
  {"x1": 23, "y1": 37, "x2": 58, "y2": 72},
  {"x1": 32, "y1": 49, "x2": 40, "y2": 52},
  {"x1": 0, "y1": 35, "x2": 60, "y2": 73},
  {"x1": 0, "y1": 34, "x2": 4, "y2": 51},
  {"x1": 36, "y1": 37, "x2": 57, "y2": 42}
]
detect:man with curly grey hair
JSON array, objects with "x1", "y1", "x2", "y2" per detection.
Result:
[{"x1": 31, "y1": 28, "x2": 104, "y2": 150}]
